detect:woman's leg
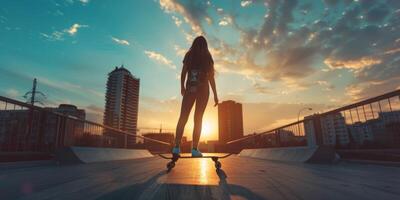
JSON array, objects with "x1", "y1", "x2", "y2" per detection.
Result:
[
  {"x1": 174, "y1": 92, "x2": 196, "y2": 147},
  {"x1": 192, "y1": 88, "x2": 209, "y2": 149}
]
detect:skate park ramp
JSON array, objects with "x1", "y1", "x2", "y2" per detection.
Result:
[
  {"x1": 239, "y1": 146, "x2": 340, "y2": 163},
  {"x1": 55, "y1": 146, "x2": 153, "y2": 164}
]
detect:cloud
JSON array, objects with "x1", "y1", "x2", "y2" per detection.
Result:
[
  {"x1": 365, "y1": 4, "x2": 390, "y2": 23},
  {"x1": 345, "y1": 71, "x2": 400, "y2": 101},
  {"x1": 191, "y1": 0, "x2": 400, "y2": 103},
  {"x1": 41, "y1": 23, "x2": 88, "y2": 41},
  {"x1": 144, "y1": 50, "x2": 176, "y2": 69},
  {"x1": 218, "y1": 21, "x2": 228, "y2": 26},
  {"x1": 252, "y1": 83, "x2": 272, "y2": 94},
  {"x1": 174, "y1": 45, "x2": 186, "y2": 56},
  {"x1": 323, "y1": 0, "x2": 339, "y2": 6},
  {"x1": 79, "y1": 0, "x2": 90, "y2": 4},
  {"x1": 384, "y1": 48, "x2": 400, "y2": 55},
  {"x1": 66, "y1": 23, "x2": 88, "y2": 36},
  {"x1": 218, "y1": 16, "x2": 232, "y2": 26},
  {"x1": 261, "y1": 46, "x2": 318, "y2": 81},
  {"x1": 54, "y1": 10, "x2": 64, "y2": 16},
  {"x1": 40, "y1": 31, "x2": 64, "y2": 41},
  {"x1": 36, "y1": 0, "x2": 399, "y2": 127},
  {"x1": 171, "y1": 16, "x2": 182, "y2": 27},
  {"x1": 316, "y1": 81, "x2": 335, "y2": 91},
  {"x1": 111, "y1": 36, "x2": 130, "y2": 46},
  {"x1": 240, "y1": 1, "x2": 252, "y2": 7},
  {"x1": 159, "y1": 0, "x2": 210, "y2": 35},
  {"x1": 205, "y1": 0, "x2": 320, "y2": 84},
  {"x1": 65, "y1": 0, "x2": 89, "y2": 5},
  {"x1": 324, "y1": 56, "x2": 382, "y2": 71}
]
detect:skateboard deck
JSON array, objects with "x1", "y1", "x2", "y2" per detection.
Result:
[
  {"x1": 158, "y1": 153, "x2": 233, "y2": 171},
  {"x1": 159, "y1": 153, "x2": 232, "y2": 159}
]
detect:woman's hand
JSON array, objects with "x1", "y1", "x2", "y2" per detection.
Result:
[
  {"x1": 181, "y1": 87, "x2": 186, "y2": 96},
  {"x1": 214, "y1": 96, "x2": 219, "y2": 107}
]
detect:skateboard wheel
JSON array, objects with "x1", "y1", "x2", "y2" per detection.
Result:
[
  {"x1": 215, "y1": 161, "x2": 221, "y2": 169},
  {"x1": 167, "y1": 161, "x2": 175, "y2": 170},
  {"x1": 172, "y1": 154, "x2": 180, "y2": 160}
]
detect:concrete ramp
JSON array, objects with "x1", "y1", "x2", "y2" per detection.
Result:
[
  {"x1": 239, "y1": 146, "x2": 339, "y2": 163},
  {"x1": 55, "y1": 146, "x2": 154, "y2": 164}
]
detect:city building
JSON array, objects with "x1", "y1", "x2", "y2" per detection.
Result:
[
  {"x1": 303, "y1": 116, "x2": 318, "y2": 147},
  {"x1": 345, "y1": 111, "x2": 400, "y2": 147},
  {"x1": 370, "y1": 111, "x2": 400, "y2": 147},
  {"x1": 348, "y1": 121, "x2": 374, "y2": 145},
  {"x1": 198, "y1": 141, "x2": 208, "y2": 152},
  {"x1": 218, "y1": 100, "x2": 244, "y2": 144},
  {"x1": 379, "y1": 111, "x2": 400, "y2": 124},
  {"x1": 142, "y1": 132, "x2": 174, "y2": 153},
  {"x1": 304, "y1": 113, "x2": 350, "y2": 146},
  {"x1": 103, "y1": 66, "x2": 140, "y2": 148},
  {"x1": 44, "y1": 104, "x2": 86, "y2": 119},
  {"x1": 277, "y1": 129, "x2": 307, "y2": 147},
  {"x1": 0, "y1": 104, "x2": 85, "y2": 150},
  {"x1": 320, "y1": 113, "x2": 350, "y2": 146},
  {"x1": 198, "y1": 140, "x2": 220, "y2": 153},
  {"x1": 44, "y1": 104, "x2": 86, "y2": 146}
]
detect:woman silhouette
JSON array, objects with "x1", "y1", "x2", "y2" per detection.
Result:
[{"x1": 172, "y1": 36, "x2": 218, "y2": 157}]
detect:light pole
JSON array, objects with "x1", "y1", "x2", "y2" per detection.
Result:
[{"x1": 297, "y1": 107, "x2": 312, "y2": 135}]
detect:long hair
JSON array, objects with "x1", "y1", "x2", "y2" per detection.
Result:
[{"x1": 184, "y1": 36, "x2": 214, "y2": 76}]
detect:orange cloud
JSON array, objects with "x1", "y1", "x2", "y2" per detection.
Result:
[
  {"x1": 324, "y1": 56, "x2": 382, "y2": 71},
  {"x1": 384, "y1": 48, "x2": 400, "y2": 55}
]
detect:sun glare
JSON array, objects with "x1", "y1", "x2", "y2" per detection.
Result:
[
  {"x1": 202, "y1": 120, "x2": 214, "y2": 139},
  {"x1": 185, "y1": 114, "x2": 218, "y2": 141}
]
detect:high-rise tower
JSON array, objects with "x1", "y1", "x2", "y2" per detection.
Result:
[
  {"x1": 103, "y1": 66, "x2": 140, "y2": 147},
  {"x1": 218, "y1": 100, "x2": 244, "y2": 144}
]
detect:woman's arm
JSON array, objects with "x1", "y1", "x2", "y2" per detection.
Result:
[
  {"x1": 181, "y1": 64, "x2": 188, "y2": 96},
  {"x1": 209, "y1": 73, "x2": 219, "y2": 106}
]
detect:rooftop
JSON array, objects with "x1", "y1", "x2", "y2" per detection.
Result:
[
  {"x1": 109, "y1": 65, "x2": 138, "y2": 79},
  {"x1": 2, "y1": 154, "x2": 399, "y2": 199}
]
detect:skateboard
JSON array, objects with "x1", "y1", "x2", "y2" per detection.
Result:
[{"x1": 159, "y1": 153, "x2": 233, "y2": 171}]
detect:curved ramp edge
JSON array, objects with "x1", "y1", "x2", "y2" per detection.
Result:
[
  {"x1": 239, "y1": 146, "x2": 340, "y2": 164},
  {"x1": 55, "y1": 146, "x2": 154, "y2": 164}
]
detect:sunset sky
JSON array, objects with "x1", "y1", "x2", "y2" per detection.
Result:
[{"x1": 0, "y1": 0, "x2": 399, "y2": 141}]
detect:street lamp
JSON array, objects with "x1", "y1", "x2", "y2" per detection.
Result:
[
  {"x1": 297, "y1": 107, "x2": 312, "y2": 135},
  {"x1": 298, "y1": 107, "x2": 313, "y2": 123}
]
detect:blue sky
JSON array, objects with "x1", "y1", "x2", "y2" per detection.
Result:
[{"x1": 0, "y1": 0, "x2": 399, "y2": 140}]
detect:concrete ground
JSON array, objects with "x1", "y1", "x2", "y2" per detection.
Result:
[{"x1": 1, "y1": 154, "x2": 400, "y2": 200}]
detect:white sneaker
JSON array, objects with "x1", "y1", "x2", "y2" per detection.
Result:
[
  {"x1": 191, "y1": 148, "x2": 203, "y2": 157},
  {"x1": 172, "y1": 147, "x2": 180, "y2": 156}
]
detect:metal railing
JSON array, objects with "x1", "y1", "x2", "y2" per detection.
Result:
[
  {"x1": 226, "y1": 120, "x2": 307, "y2": 151},
  {"x1": 318, "y1": 89, "x2": 400, "y2": 149},
  {"x1": 0, "y1": 96, "x2": 170, "y2": 153},
  {"x1": 227, "y1": 89, "x2": 400, "y2": 150}
]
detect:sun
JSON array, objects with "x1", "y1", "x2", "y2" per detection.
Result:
[{"x1": 202, "y1": 120, "x2": 213, "y2": 139}]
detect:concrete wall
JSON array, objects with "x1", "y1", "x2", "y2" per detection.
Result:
[
  {"x1": 55, "y1": 146, "x2": 153, "y2": 164},
  {"x1": 239, "y1": 146, "x2": 340, "y2": 163}
]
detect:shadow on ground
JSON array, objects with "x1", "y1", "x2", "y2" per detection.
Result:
[{"x1": 97, "y1": 169, "x2": 265, "y2": 200}]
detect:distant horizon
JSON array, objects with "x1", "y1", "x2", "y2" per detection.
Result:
[{"x1": 1, "y1": 0, "x2": 399, "y2": 141}]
